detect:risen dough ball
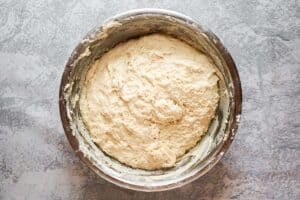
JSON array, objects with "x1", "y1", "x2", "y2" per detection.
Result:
[{"x1": 80, "y1": 34, "x2": 219, "y2": 170}]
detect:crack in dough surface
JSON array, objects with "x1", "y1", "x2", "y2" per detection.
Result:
[{"x1": 80, "y1": 34, "x2": 219, "y2": 170}]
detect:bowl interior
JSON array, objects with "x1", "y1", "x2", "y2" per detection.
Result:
[{"x1": 60, "y1": 10, "x2": 240, "y2": 191}]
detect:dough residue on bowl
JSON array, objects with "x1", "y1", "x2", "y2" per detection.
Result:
[{"x1": 80, "y1": 34, "x2": 219, "y2": 170}]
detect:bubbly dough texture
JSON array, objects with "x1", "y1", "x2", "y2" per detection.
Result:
[{"x1": 80, "y1": 34, "x2": 219, "y2": 170}]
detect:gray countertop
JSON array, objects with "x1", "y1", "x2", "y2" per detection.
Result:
[{"x1": 0, "y1": 0, "x2": 299, "y2": 199}]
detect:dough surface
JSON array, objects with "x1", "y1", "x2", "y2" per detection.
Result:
[{"x1": 80, "y1": 34, "x2": 219, "y2": 170}]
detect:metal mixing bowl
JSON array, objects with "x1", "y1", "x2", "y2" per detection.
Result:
[{"x1": 59, "y1": 9, "x2": 242, "y2": 192}]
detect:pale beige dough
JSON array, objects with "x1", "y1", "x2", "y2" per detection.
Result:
[{"x1": 80, "y1": 34, "x2": 219, "y2": 170}]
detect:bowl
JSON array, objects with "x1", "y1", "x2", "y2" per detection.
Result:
[{"x1": 59, "y1": 9, "x2": 242, "y2": 192}]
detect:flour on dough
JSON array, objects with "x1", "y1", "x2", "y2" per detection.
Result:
[{"x1": 80, "y1": 34, "x2": 219, "y2": 170}]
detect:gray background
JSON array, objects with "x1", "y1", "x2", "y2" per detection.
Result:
[{"x1": 0, "y1": 0, "x2": 299, "y2": 199}]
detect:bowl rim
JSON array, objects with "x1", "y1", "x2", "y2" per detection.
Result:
[{"x1": 59, "y1": 8, "x2": 242, "y2": 192}]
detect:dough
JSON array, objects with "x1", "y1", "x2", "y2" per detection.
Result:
[{"x1": 80, "y1": 34, "x2": 219, "y2": 170}]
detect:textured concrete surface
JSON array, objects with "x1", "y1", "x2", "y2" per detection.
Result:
[{"x1": 0, "y1": 0, "x2": 299, "y2": 199}]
